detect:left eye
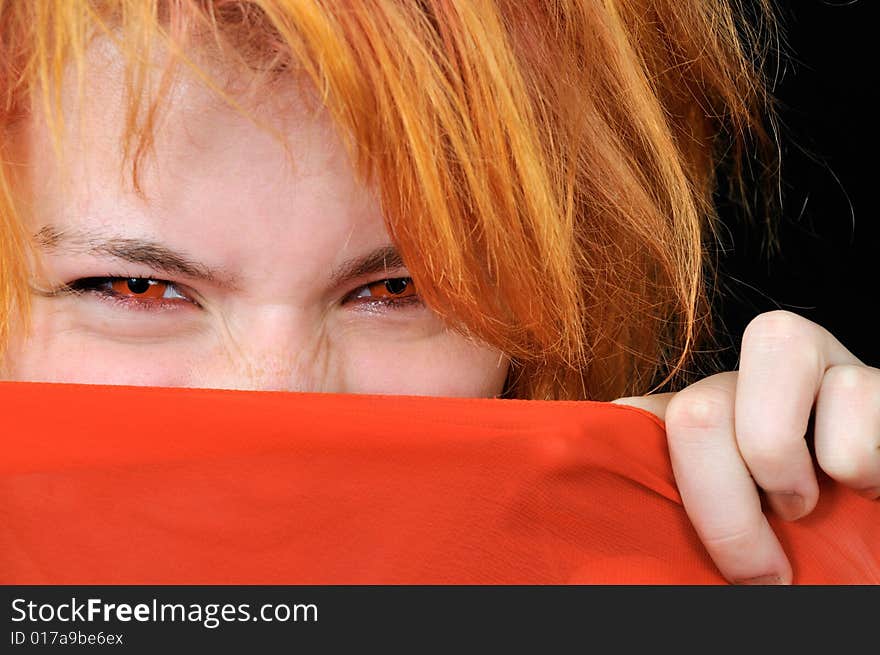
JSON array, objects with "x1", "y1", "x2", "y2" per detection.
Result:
[{"x1": 351, "y1": 277, "x2": 417, "y2": 301}]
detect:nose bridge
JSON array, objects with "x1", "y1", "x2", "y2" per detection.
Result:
[
  {"x1": 195, "y1": 304, "x2": 330, "y2": 393},
  {"x1": 237, "y1": 357, "x2": 314, "y2": 393}
]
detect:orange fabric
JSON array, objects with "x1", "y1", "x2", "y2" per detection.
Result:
[{"x1": 0, "y1": 380, "x2": 877, "y2": 584}]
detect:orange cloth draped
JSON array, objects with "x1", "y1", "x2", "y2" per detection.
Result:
[{"x1": 1, "y1": 380, "x2": 877, "y2": 584}]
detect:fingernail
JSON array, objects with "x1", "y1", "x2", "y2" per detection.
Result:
[
  {"x1": 734, "y1": 574, "x2": 785, "y2": 585},
  {"x1": 769, "y1": 491, "x2": 806, "y2": 520}
]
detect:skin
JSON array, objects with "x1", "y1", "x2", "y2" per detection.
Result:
[
  {"x1": 616, "y1": 312, "x2": 880, "y2": 584},
  {"x1": 3, "y1": 43, "x2": 510, "y2": 398},
  {"x1": 4, "y1": 38, "x2": 879, "y2": 584}
]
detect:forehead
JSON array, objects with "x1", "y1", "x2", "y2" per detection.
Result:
[
  {"x1": 26, "y1": 34, "x2": 334, "y2": 196},
  {"x1": 17, "y1": 34, "x2": 390, "y2": 283}
]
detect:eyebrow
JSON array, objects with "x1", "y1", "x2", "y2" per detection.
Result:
[
  {"x1": 329, "y1": 244, "x2": 406, "y2": 288},
  {"x1": 34, "y1": 225, "x2": 242, "y2": 289},
  {"x1": 34, "y1": 225, "x2": 407, "y2": 290}
]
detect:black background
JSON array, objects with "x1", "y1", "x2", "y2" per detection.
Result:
[{"x1": 716, "y1": 0, "x2": 877, "y2": 370}]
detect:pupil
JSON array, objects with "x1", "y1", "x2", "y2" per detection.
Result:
[
  {"x1": 384, "y1": 278, "x2": 408, "y2": 295},
  {"x1": 127, "y1": 278, "x2": 151, "y2": 294}
]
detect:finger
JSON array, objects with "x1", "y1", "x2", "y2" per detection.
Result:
[
  {"x1": 814, "y1": 364, "x2": 880, "y2": 498},
  {"x1": 736, "y1": 311, "x2": 863, "y2": 520},
  {"x1": 665, "y1": 372, "x2": 792, "y2": 584}
]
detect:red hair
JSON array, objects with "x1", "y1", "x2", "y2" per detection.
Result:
[{"x1": 0, "y1": 0, "x2": 777, "y2": 399}]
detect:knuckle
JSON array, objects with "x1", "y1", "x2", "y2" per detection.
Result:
[
  {"x1": 818, "y1": 439, "x2": 880, "y2": 484},
  {"x1": 744, "y1": 310, "x2": 807, "y2": 336},
  {"x1": 817, "y1": 365, "x2": 880, "y2": 484},
  {"x1": 742, "y1": 311, "x2": 817, "y2": 359},
  {"x1": 822, "y1": 364, "x2": 877, "y2": 396},
  {"x1": 666, "y1": 384, "x2": 732, "y2": 433}
]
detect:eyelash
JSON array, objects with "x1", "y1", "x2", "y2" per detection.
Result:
[{"x1": 63, "y1": 276, "x2": 423, "y2": 313}]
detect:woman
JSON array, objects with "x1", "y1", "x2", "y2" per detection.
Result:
[{"x1": 0, "y1": 0, "x2": 876, "y2": 584}]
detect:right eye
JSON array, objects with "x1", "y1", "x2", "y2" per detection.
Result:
[{"x1": 66, "y1": 276, "x2": 197, "y2": 312}]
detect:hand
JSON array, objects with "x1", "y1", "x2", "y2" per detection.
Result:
[{"x1": 613, "y1": 310, "x2": 880, "y2": 584}]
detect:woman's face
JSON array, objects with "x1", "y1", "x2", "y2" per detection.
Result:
[{"x1": 3, "y1": 43, "x2": 509, "y2": 397}]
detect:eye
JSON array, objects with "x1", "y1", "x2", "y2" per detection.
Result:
[
  {"x1": 104, "y1": 278, "x2": 185, "y2": 299},
  {"x1": 353, "y1": 277, "x2": 415, "y2": 299},
  {"x1": 66, "y1": 276, "x2": 196, "y2": 311},
  {"x1": 346, "y1": 277, "x2": 422, "y2": 309}
]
